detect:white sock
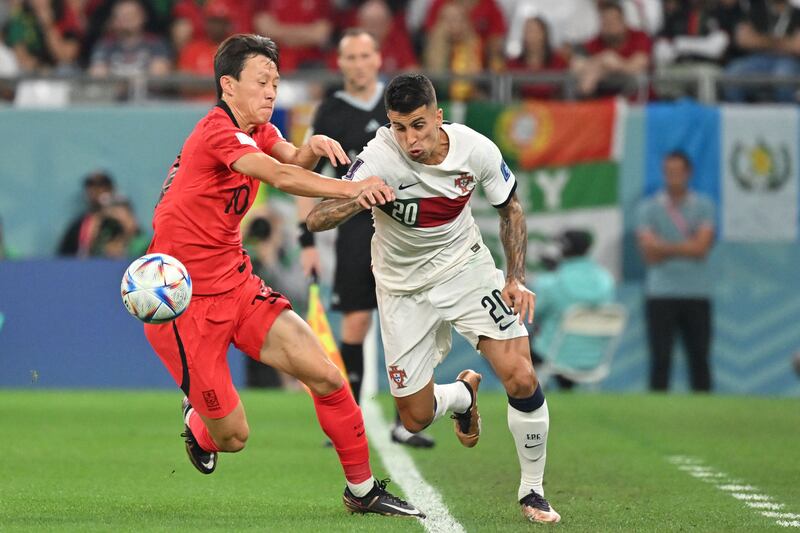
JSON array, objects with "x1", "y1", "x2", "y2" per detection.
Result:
[
  {"x1": 347, "y1": 476, "x2": 376, "y2": 498},
  {"x1": 433, "y1": 382, "x2": 472, "y2": 421},
  {"x1": 508, "y1": 399, "x2": 550, "y2": 501}
]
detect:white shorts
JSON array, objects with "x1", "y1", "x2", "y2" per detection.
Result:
[{"x1": 377, "y1": 251, "x2": 528, "y2": 397}]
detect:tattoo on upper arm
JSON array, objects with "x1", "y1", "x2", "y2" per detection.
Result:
[
  {"x1": 498, "y1": 194, "x2": 527, "y2": 282},
  {"x1": 306, "y1": 198, "x2": 363, "y2": 231}
]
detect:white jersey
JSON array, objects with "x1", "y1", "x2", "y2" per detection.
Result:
[{"x1": 344, "y1": 122, "x2": 517, "y2": 294}]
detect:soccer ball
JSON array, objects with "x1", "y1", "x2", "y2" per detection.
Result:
[{"x1": 121, "y1": 253, "x2": 192, "y2": 324}]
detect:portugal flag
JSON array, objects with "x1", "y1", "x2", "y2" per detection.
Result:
[{"x1": 306, "y1": 283, "x2": 350, "y2": 387}]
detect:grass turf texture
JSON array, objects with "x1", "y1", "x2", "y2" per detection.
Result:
[{"x1": 1, "y1": 390, "x2": 798, "y2": 532}]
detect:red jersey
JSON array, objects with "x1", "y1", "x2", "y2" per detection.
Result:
[
  {"x1": 584, "y1": 30, "x2": 653, "y2": 59},
  {"x1": 424, "y1": 0, "x2": 506, "y2": 40},
  {"x1": 148, "y1": 102, "x2": 284, "y2": 295}
]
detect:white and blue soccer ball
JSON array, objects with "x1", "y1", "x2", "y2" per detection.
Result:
[{"x1": 121, "y1": 253, "x2": 192, "y2": 324}]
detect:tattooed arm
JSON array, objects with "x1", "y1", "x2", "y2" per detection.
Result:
[
  {"x1": 307, "y1": 178, "x2": 396, "y2": 231},
  {"x1": 497, "y1": 192, "x2": 535, "y2": 324},
  {"x1": 306, "y1": 198, "x2": 365, "y2": 232}
]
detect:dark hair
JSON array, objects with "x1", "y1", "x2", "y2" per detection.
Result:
[
  {"x1": 339, "y1": 28, "x2": 379, "y2": 53},
  {"x1": 384, "y1": 74, "x2": 437, "y2": 114},
  {"x1": 665, "y1": 150, "x2": 693, "y2": 170},
  {"x1": 559, "y1": 230, "x2": 593, "y2": 258},
  {"x1": 214, "y1": 34, "x2": 280, "y2": 99},
  {"x1": 247, "y1": 216, "x2": 273, "y2": 241},
  {"x1": 599, "y1": 0, "x2": 624, "y2": 15},
  {"x1": 84, "y1": 171, "x2": 114, "y2": 189},
  {"x1": 525, "y1": 17, "x2": 554, "y2": 65}
]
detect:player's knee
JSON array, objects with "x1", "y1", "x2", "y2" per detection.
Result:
[
  {"x1": 306, "y1": 363, "x2": 345, "y2": 397},
  {"x1": 502, "y1": 367, "x2": 538, "y2": 398},
  {"x1": 398, "y1": 407, "x2": 433, "y2": 433},
  {"x1": 219, "y1": 430, "x2": 248, "y2": 453},
  {"x1": 214, "y1": 426, "x2": 249, "y2": 452}
]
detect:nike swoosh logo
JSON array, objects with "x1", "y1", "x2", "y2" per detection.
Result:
[
  {"x1": 381, "y1": 502, "x2": 421, "y2": 515},
  {"x1": 524, "y1": 442, "x2": 544, "y2": 449},
  {"x1": 356, "y1": 431, "x2": 365, "y2": 438},
  {"x1": 398, "y1": 182, "x2": 420, "y2": 190},
  {"x1": 499, "y1": 321, "x2": 516, "y2": 331},
  {"x1": 201, "y1": 457, "x2": 215, "y2": 469}
]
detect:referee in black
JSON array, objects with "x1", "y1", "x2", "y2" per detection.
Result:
[{"x1": 297, "y1": 28, "x2": 433, "y2": 448}]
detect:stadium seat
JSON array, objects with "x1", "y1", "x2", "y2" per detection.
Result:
[{"x1": 537, "y1": 303, "x2": 627, "y2": 387}]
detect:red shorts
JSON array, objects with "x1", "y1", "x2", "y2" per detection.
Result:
[{"x1": 144, "y1": 274, "x2": 292, "y2": 418}]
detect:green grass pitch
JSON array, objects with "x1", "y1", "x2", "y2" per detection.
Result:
[{"x1": 1, "y1": 390, "x2": 798, "y2": 532}]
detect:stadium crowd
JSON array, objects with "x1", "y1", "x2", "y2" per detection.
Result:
[{"x1": 2, "y1": 0, "x2": 800, "y2": 102}]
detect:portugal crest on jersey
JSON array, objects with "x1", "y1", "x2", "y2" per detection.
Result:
[
  {"x1": 388, "y1": 365, "x2": 408, "y2": 388},
  {"x1": 455, "y1": 173, "x2": 476, "y2": 194}
]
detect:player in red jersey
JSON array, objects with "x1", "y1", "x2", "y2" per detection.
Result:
[{"x1": 143, "y1": 34, "x2": 423, "y2": 518}]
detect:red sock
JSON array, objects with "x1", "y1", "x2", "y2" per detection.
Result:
[
  {"x1": 188, "y1": 410, "x2": 221, "y2": 453},
  {"x1": 312, "y1": 384, "x2": 372, "y2": 484}
]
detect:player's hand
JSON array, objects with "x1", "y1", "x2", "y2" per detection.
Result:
[
  {"x1": 501, "y1": 278, "x2": 536, "y2": 325},
  {"x1": 308, "y1": 135, "x2": 350, "y2": 167},
  {"x1": 300, "y1": 246, "x2": 321, "y2": 278},
  {"x1": 356, "y1": 183, "x2": 395, "y2": 209}
]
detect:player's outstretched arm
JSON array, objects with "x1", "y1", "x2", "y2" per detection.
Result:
[
  {"x1": 306, "y1": 183, "x2": 396, "y2": 232},
  {"x1": 233, "y1": 152, "x2": 363, "y2": 199},
  {"x1": 498, "y1": 192, "x2": 535, "y2": 324},
  {"x1": 271, "y1": 135, "x2": 350, "y2": 170}
]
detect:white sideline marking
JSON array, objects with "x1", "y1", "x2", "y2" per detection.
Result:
[
  {"x1": 363, "y1": 398, "x2": 466, "y2": 533},
  {"x1": 718, "y1": 485, "x2": 757, "y2": 492},
  {"x1": 732, "y1": 493, "x2": 771, "y2": 501},
  {"x1": 667, "y1": 456, "x2": 799, "y2": 529},
  {"x1": 748, "y1": 502, "x2": 785, "y2": 510},
  {"x1": 763, "y1": 513, "x2": 800, "y2": 520}
]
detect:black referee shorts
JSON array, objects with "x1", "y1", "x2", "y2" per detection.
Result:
[{"x1": 331, "y1": 211, "x2": 376, "y2": 312}]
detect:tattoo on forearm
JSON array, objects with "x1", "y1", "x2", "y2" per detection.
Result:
[
  {"x1": 499, "y1": 196, "x2": 527, "y2": 282},
  {"x1": 306, "y1": 198, "x2": 364, "y2": 231}
]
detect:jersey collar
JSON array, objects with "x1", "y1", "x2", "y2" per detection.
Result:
[{"x1": 216, "y1": 99, "x2": 238, "y2": 127}]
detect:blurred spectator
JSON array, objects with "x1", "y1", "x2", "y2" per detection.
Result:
[
  {"x1": 57, "y1": 171, "x2": 144, "y2": 258},
  {"x1": 88, "y1": 0, "x2": 171, "y2": 78},
  {"x1": 505, "y1": 0, "x2": 598, "y2": 55},
  {"x1": 356, "y1": 0, "x2": 418, "y2": 72},
  {"x1": 424, "y1": 0, "x2": 507, "y2": 71},
  {"x1": 423, "y1": 1, "x2": 483, "y2": 100},
  {"x1": 177, "y1": 1, "x2": 232, "y2": 77},
  {"x1": 636, "y1": 151, "x2": 716, "y2": 392},
  {"x1": 0, "y1": 29, "x2": 21, "y2": 77},
  {"x1": 252, "y1": 0, "x2": 333, "y2": 72},
  {"x1": 3, "y1": 0, "x2": 83, "y2": 74},
  {"x1": 506, "y1": 16, "x2": 569, "y2": 99},
  {"x1": 530, "y1": 230, "x2": 615, "y2": 390},
  {"x1": 572, "y1": 1, "x2": 652, "y2": 98},
  {"x1": 243, "y1": 213, "x2": 305, "y2": 389},
  {"x1": 171, "y1": 0, "x2": 251, "y2": 54},
  {"x1": 723, "y1": 0, "x2": 800, "y2": 102},
  {"x1": 654, "y1": 0, "x2": 736, "y2": 100}
]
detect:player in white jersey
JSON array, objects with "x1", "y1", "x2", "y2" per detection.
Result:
[{"x1": 306, "y1": 74, "x2": 560, "y2": 524}]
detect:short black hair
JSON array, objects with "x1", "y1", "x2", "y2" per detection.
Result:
[
  {"x1": 384, "y1": 74, "x2": 437, "y2": 114},
  {"x1": 559, "y1": 230, "x2": 593, "y2": 258},
  {"x1": 214, "y1": 34, "x2": 279, "y2": 99},
  {"x1": 665, "y1": 149, "x2": 693, "y2": 171},
  {"x1": 84, "y1": 171, "x2": 114, "y2": 189}
]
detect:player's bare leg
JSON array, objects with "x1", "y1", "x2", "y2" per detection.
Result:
[
  {"x1": 345, "y1": 311, "x2": 436, "y2": 448},
  {"x1": 394, "y1": 372, "x2": 478, "y2": 444},
  {"x1": 479, "y1": 335, "x2": 560, "y2": 524},
  {"x1": 180, "y1": 397, "x2": 249, "y2": 474},
  {"x1": 261, "y1": 309, "x2": 424, "y2": 518}
]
